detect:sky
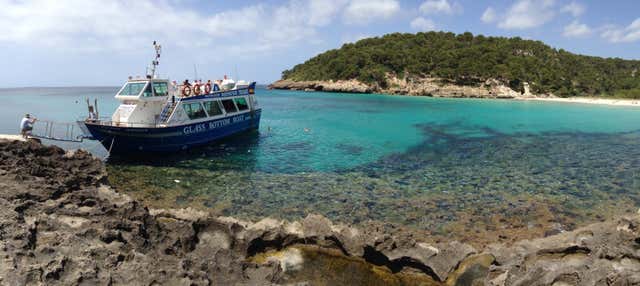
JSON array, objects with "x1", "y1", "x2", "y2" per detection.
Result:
[{"x1": 0, "y1": 0, "x2": 638, "y2": 87}]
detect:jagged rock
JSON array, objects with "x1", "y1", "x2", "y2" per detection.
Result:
[
  {"x1": 446, "y1": 254, "x2": 495, "y2": 285},
  {"x1": 483, "y1": 216, "x2": 640, "y2": 286}
]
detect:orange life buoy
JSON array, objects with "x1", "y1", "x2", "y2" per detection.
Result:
[
  {"x1": 182, "y1": 85, "x2": 192, "y2": 97},
  {"x1": 204, "y1": 83, "x2": 212, "y2": 94},
  {"x1": 193, "y1": 84, "x2": 201, "y2": 96}
]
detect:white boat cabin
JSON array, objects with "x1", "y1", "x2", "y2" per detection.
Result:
[
  {"x1": 112, "y1": 79, "x2": 171, "y2": 127},
  {"x1": 110, "y1": 78, "x2": 257, "y2": 128}
]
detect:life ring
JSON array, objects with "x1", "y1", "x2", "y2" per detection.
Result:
[
  {"x1": 193, "y1": 84, "x2": 201, "y2": 96},
  {"x1": 204, "y1": 83, "x2": 212, "y2": 94},
  {"x1": 182, "y1": 85, "x2": 192, "y2": 97}
]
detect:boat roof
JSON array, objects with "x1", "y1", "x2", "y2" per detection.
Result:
[{"x1": 126, "y1": 78, "x2": 169, "y2": 82}]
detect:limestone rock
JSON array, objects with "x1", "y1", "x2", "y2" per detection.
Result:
[{"x1": 270, "y1": 75, "x2": 557, "y2": 99}]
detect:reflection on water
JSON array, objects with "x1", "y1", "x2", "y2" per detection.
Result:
[
  {"x1": 108, "y1": 122, "x2": 640, "y2": 246},
  {"x1": 107, "y1": 130, "x2": 263, "y2": 172}
]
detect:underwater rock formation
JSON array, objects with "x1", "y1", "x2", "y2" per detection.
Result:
[{"x1": 0, "y1": 139, "x2": 638, "y2": 285}]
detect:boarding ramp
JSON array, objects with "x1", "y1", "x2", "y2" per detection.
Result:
[{"x1": 30, "y1": 120, "x2": 90, "y2": 143}]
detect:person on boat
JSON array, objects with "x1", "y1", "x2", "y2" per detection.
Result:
[
  {"x1": 20, "y1": 114, "x2": 36, "y2": 138},
  {"x1": 205, "y1": 80, "x2": 213, "y2": 94},
  {"x1": 181, "y1": 79, "x2": 192, "y2": 97},
  {"x1": 193, "y1": 80, "x2": 202, "y2": 95},
  {"x1": 87, "y1": 106, "x2": 97, "y2": 122}
]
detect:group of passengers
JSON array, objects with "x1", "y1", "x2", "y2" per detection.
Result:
[{"x1": 173, "y1": 79, "x2": 220, "y2": 97}]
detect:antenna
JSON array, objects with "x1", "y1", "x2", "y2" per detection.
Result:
[
  {"x1": 193, "y1": 64, "x2": 198, "y2": 81},
  {"x1": 234, "y1": 65, "x2": 238, "y2": 81},
  {"x1": 147, "y1": 41, "x2": 162, "y2": 78}
]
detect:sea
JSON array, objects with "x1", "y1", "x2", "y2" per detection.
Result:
[{"x1": 2, "y1": 86, "x2": 639, "y2": 244}]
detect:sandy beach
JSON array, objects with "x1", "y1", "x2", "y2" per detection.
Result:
[{"x1": 521, "y1": 97, "x2": 640, "y2": 107}]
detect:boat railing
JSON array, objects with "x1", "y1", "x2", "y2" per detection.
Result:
[
  {"x1": 31, "y1": 120, "x2": 87, "y2": 142},
  {"x1": 172, "y1": 82, "x2": 241, "y2": 98},
  {"x1": 88, "y1": 118, "x2": 167, "y2": 128}
]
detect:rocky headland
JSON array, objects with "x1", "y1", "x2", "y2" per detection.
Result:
[
  {"x1": 274, "y1": 32, "x2": 640, "y2": 99},
  {"x1": 1, "y1": 139, "x2": 639, "y2": 285},
  {"x1": 268, "y1": 76, "x2": 552, "y2": 99}
]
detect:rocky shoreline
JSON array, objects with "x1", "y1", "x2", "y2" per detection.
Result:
[
  {"x1": 1, "y1": 139, "x2": 639, "y2": 285},
  {"x1": 268, "y1": 76, "x2": 554, "y2": 99}
]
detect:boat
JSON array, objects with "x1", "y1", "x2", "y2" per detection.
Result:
[{"x1": 79, "y1": 42, "x2": 261, "y2": 154}]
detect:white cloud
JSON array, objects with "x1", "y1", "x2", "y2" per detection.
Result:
[
  {"x1": 481, "y1": 7, "x2": 497, "y2": 23},
  {"x1": 0, "y1": 0, "x2": 350, "y2": 55},
  {"x1": 561, "y1": 1, "x2": 585, "y2": 17},
  {"x1": 418, "y1": 0, "x2": 461, "y2": 15},
  {"x1": 498, "y1": 0, "x2": 556, "y2": 30},
  {"x1": 601, "y1": 18, "x2": 640, "y2": 43},
  {"x1": 410, "y1": 17, "x2": 437, "y2": 31},
  {"x1": 343, "y1": 0, "x2": 400, "y2": 25},
  {"x1": 563, "y1": 20, "x2": 592, "y2": 38},
  {"x1": 308, "y1": 0, "x2": 350, "y2": 27}
]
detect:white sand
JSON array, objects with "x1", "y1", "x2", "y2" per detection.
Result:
[{"x1": 519, "y1": 97, "x2": 640, "y2": 107}]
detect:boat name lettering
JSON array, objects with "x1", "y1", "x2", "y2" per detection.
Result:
[
  {"x1": 183, "y1": 124, "x2": 207, "y2": 135},
  {"x1": 182, "y1": 115, "x2": 246, "y2": 135},
  {"x1": 202, "y1": 89, "x2": 249, "y2": 99}
]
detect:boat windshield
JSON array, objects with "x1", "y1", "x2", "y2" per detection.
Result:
[
  {"x1": 152, "y1": 82, "x2": 169, "y2": 96},
  {"x1": 118, "y1": 82, "x2": 147, "y2": 96}
]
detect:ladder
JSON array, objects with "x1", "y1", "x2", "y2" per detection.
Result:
[{"x1": 159, "y1": 100, "x2": 178, "y2": 123}]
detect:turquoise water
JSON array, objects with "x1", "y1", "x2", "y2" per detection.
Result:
[
  {"x1": 2, "y1": 87, "x2": 640, "y2": 244},
  {"x1": 0, "y1": 87, "x2": 119, "y2": 154}
]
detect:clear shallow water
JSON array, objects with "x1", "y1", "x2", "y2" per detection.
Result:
[{"x1": 2, "y1": 87, "x2": 639, "y2": 245}]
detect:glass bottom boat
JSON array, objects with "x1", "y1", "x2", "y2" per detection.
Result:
[{"x1": 79, "y1": 42, "x2": 261, "y2": 154}]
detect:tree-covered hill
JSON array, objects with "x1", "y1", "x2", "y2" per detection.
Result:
[{"x1": 281, "y1": 32, "x2": 640, "y2": 98}]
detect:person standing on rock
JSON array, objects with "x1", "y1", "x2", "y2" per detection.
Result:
[{"x1": 20, "y1": 114, "x2": 36, "y2": 138}]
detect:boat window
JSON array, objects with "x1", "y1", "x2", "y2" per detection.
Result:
[
  {"x1": 118, "y1": 82, "x2": 147, "y2": 96},
  {"x1": 234, "y1": 97, "x2": 249, "y2": 111},
  {"x1": 203, "y1": 101, "x2": 223, "y2": 117},
  {"x1": 142, "y1": 83, "x2": 153, "y2": 97},
  {"x1": 221, "y1": 99, "x2": 238, "y2": 114},
  {"x1": 182, "y1": 103, "x2": 207, "y2": 120},
  {"x1": 152, "y1": 82, "x2": 169, "y2": 97}
]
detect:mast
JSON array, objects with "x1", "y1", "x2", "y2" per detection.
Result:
[
  {"x1": 234, "y1": 65, "x2": 238, "y2": 81},
  {"x1": 147, "y1": 41, "x2": 162, "y2": 79},
  {"x1": 193, "y1": 64, "x2": 198, "y2": 81}
]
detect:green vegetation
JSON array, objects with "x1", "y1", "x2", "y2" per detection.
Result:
[{"x1": 281, "y1": 32, "x2": 640, "y2": 98}]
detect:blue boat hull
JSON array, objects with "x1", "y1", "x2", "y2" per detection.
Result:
[{"x1": 84, "y1": 109, "x2": 261, "y2": 153}]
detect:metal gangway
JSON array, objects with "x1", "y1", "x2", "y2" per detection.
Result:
[{"x1": 30, "y1": 120, "x2": 91, "y2": 143}]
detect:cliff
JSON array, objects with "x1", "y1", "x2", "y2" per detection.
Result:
[
  {"x1": 269, "y1": 76, "x2": 549, "y2": 98},
  {"x1": 1, "y1": 139, "x2": 639, "y2": 285}
]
